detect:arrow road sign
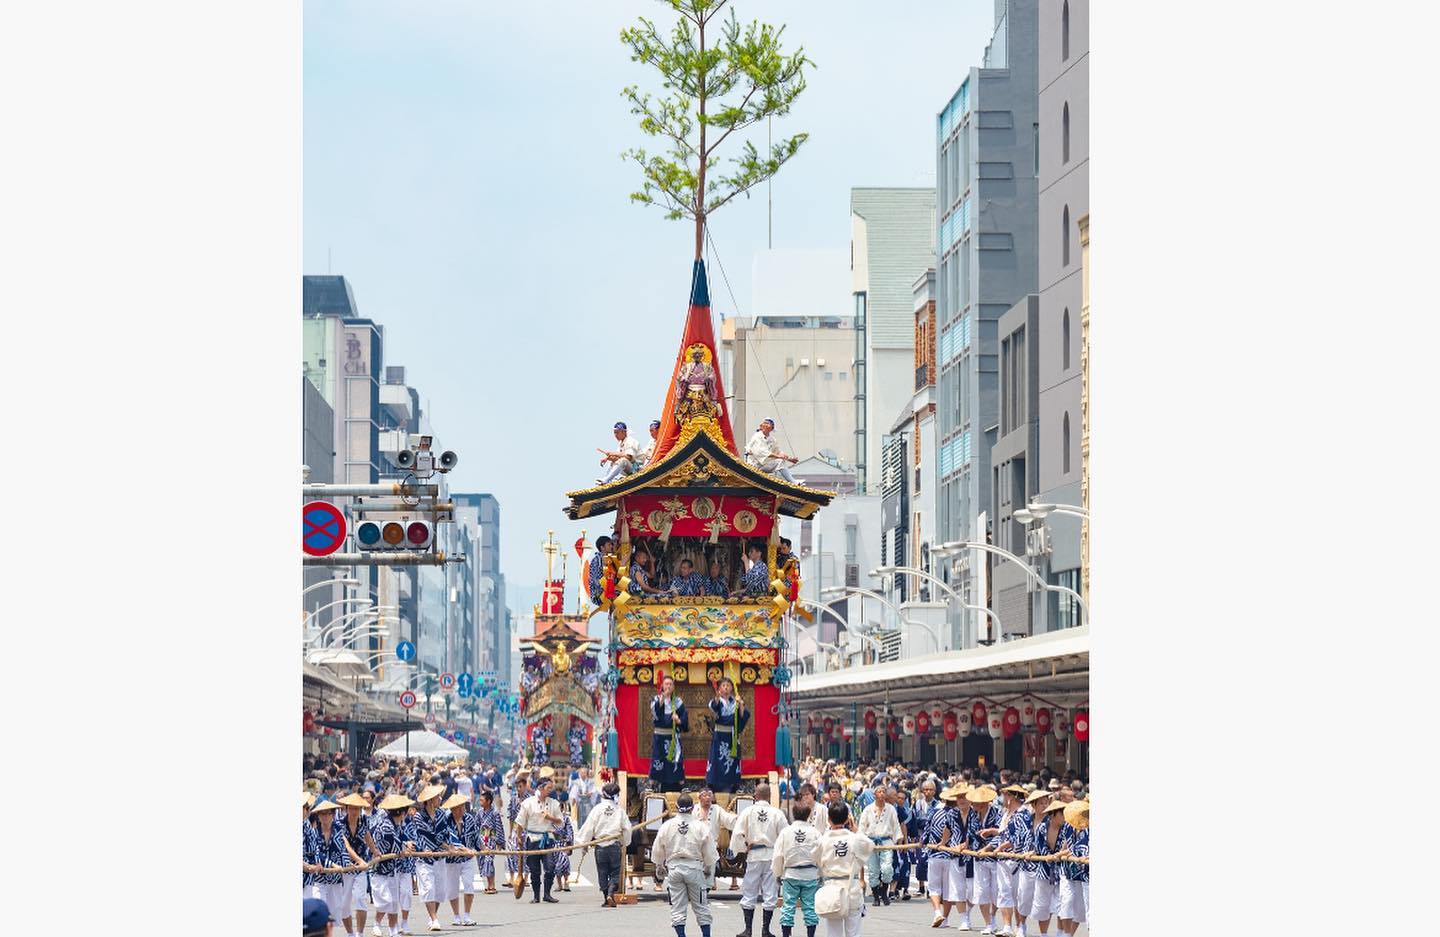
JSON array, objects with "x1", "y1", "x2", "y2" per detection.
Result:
[
  {"x1": 456, "y1": 672, "x2": 474, "y2": 693},
  {"x1": 395, "y1": 641, "x2": 416, "y2": 662},
  {"x1": 399, "y1": 690, "x2": 417, "y2": 710},
  {"x1": 303, "y1": 502, "x2": 347, "y2": 557},
  {"x1": 457, "y1": 685, "x2": 471, "y2": 699}
]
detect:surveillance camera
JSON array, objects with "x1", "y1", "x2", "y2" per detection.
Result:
[
  {"x1": 394, "y1": 449, "x2": 416, "y2": 469},
  {"x1": 438, "y1": 451, "x2": 458, "y2": 472}
]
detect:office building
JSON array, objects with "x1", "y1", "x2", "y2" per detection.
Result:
[
  {"x1": 1033, "y1": 0, "x2": 1088, "y2": 628},
  {"x1": 933, "y1": 0, "x2": 1040, "y2": 631},
  {"x1": 720, "y1": 249, "x2": 855, "y2": 463},
  {"x1": 850, "y1": 188, "x2": 936, "y2": 494}
]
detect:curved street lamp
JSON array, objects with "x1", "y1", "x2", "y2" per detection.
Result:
[
  {"x1": 871, "y1": 564, "x2": 1003, "y2": 645},
  {"x1": 936, "y1": 540, "x2": 1088, "y2": 621},
  {"x1": 1014, "y1": 501, "x2": 1089, "y2": 523},
  {"x1": 302, "y1": 577, "x2": 360, "y2": 598},
  {"x1": 822, "y1": 584, "x2": 941, "y2": 653}
]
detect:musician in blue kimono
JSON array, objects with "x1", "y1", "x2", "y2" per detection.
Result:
[
  {"x1": 704, "y1": 558, "x2": 730, "y2": 596},
  {"x1": 587, "y1": 536, "x2": 614, "y2": 604},
  {"x1": 733, "y1": 542, "x2": 771, "y2": 597},
  {"x1": 648, "y1": 673, "x2": 689, "y2": 791},
  {"x1": 531, "y1": 723, "x2": 551, "y2": 764},
  {"x1": 546, "y1": 790, "x2": 577, "y2": 891},
  {"x1": 568, "y1": 721, "x2": 586, "y2": 765},
  {"x1": 703, "y1": 677, "x2": 749, "y2": 792},
  {"x1": 670, "y1": 557, "x2": 708, "y2": 596}
]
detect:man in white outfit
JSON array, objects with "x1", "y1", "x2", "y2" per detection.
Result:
[
  {"x1": 652, "y1": 793, "x2": 720, "y2": 937},
  {"x1": 599, "y1": 422, "x2": 643, "y2": 484},
  {"x1": 857, "y1": 787, "x2": 900, "y2": 907},
  {"x1": 744, "y1": 419, "x2": 799, "y2": 484},
  {"x1": 730, "y1": 783, "x2": 790, "y2": 937},
  {"x1": 576, "y1": 780, "x2": 634, "y2": 907},
  {"x1": 817, "y1": 801, "x2": 874, "y2": 937},
  {"x1": 695, "y1": 788, "x2": 737, "y2": 890}
]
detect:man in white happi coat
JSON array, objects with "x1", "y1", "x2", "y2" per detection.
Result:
[
  {"x1": 652, "y1": 793, "x2": 720, "y2": 937},
  {"x1": 730, "y1": 783, "x2": 790, "y2": 937}
]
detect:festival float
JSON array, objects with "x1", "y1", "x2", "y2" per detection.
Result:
[
  {"x1": 518, "y1": 532, "x2": 602, "y2": 770},
  {"x1": 564, "y1": 262, "x2": 833, "y2": 887}
]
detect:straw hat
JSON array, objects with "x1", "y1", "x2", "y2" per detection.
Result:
[
  {"x1": 442, "y1": 793, "x2": 470, "y2": 810},
  {"x1": 338, "y1": 793, "x2": 369, "y2": 808},
  {"x1": 538, "y1": 766, "x2": 556, "y2": 780},
  {"x1": 1063, "y1": 800, "x2": 1089, "y2": 830},
  {"x1": 1024, "y1": 789, "x2": 1051, "y2": 805},
  {"x1": 1043, "y1": 800, "x2": 1068, "y2": 815},
  {"x1": 418, "y1": 784, "x2": 446, "y2": 803},
  {"x1": 309, "y1": 799, "x2": 341, "y2": 816},
  {"x1": 304, "y1": 791, "x2": 315, "y2": 807},
  {"x1": 1001, "y1": 784, "x2": 1026, "y2": 796},
  {"x1": 966, "y1": 786, "x2": 997, "y2": 805},
  {"x1": 937, "y1": 785, "x2": 960, "y2": 802},
  {"x1": 379, "y1": 794, "x2": 415, "y2": 812}
]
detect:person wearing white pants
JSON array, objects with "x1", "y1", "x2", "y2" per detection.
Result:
[
  {"x1": 444, "y1": 793, "x2": 480, "y2": 926},
  {"x1": 989, "y1": 786, "x2": 1030, "y2": 936},
  {"x1": 965, "y1": 787, "x2": 1001, "y2": 934},
  {"x1": 413, "y1": 784, "x2": 460, "y2": 931},
  {"x1": 369, "y1": 794, "x2": 416, "y2": 937},
  {"x1": 1054, "y1": 805, "x2": 1088, "y2": 937},
  {"x1": 1026, "y1": 802, "x2": 1067, "y2": 936},
  {"x1": 816, "y1": 801, "x2": 873, "y2": 937},
  {"x1": 1012, "y1": 791, "x2": 1051, "y2": 937},
  {"x1": 309, "y1": 800, "x2": 367, "y2": 937},
  {"x1": 731, "y1": 784, "x2": 790, "y2": 937},
  {"x1": 651, "y1": 792, "x2": 721, "y2": 937}
]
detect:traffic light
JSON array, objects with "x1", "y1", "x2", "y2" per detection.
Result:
[{"x1": 352, "y1": 511, "x2": 433, "y2": 551}]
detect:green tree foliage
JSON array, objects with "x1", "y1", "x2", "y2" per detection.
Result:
[{"x1": 621, "y1": 0, "x2": 813, "y2": 258}]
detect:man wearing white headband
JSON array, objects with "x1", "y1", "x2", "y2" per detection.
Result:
[{"x1": 744, "y1": 419, "x2": 799, "y2": 483}]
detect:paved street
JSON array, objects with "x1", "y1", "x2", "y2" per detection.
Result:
[{"x1": 342, "y1": 851, "x2": 1087, "y2": 937}]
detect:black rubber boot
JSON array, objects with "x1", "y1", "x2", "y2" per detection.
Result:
[
  {"x1": 674, "y1": 927, "x2": 686, "y2": 937},
  {"x1": 761, "y1": 910, "x2": 776, "y2": 937},
  {"x1": 805, "y1": 928, "x2": 816, "y2": 937},
  {"x1": 736, "y1": 908, "x2": 754, "y2": 937},
  {"x1": 881, "y1": 884, "x2": 892, "y2": 906},
  {"x1": 782, "y1": 927, "x2": 793, "y2": 937}
]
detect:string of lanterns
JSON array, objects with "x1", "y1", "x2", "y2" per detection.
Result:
[{"x1": 802, "y1": 697, "x2": 1090, "y2": 743}]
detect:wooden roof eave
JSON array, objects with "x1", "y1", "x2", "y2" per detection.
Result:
[{"x1": 562, "y1": 425, "x2": 835, "y2": 521}]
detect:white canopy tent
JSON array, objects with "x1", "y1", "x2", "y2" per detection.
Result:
[{"x1": 372, "y1": 729, "x2": 467, "y2": 761}]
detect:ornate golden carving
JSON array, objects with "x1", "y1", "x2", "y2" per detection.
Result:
[{"x1": 732, "y1": 509, "x2": 757, "y2": 534}]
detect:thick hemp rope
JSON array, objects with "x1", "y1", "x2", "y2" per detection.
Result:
[{"x1": 303, "y1": 831, "x2": 624, "y2": 875}]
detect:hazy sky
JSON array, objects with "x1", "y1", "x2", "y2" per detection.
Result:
[{"x1": 304, "y1": 0, "x2": 995, "y2": 599}]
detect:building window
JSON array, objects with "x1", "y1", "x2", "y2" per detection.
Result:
[
  {"x1": 1062, "y1": 308, "x2": 1071, "y2": 371},
  {"x1": 1062, "y1": 1, "x2": 1070, "y2": 61},
  {"x1": 1062, "y1": 103, "x2": 1070, "y2": 164},
  {"x1": 1062, "y1": 205, "x2": 1071, "y2": 266},
  {"x1": 1062, "y1": 412, "x2": 1072, "y2": 474}
]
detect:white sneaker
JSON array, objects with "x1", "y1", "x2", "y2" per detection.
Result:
[
  {"x1": 428, "y1": 921, "x2": 442, "y2": 932},
  {"x1": 373, "y1": 927, "x2": 383, "y2": 937},
  {"x1": 932, "y1": 913, "x2": 945, "y2": 928},
  {"x1": 956, "y1": 922, "x2": 971, "y2": 932},
  {"x1": 980, "y1": 928, "x2": 995, "y2": 936}
]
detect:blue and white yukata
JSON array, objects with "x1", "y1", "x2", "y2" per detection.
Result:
[
  {"x1": 1057, "y1": 825, "x2": 1089, "y2": 925},
  {"x1": 705, "y1": 696, "x2": 750, "y2": 791},
  {"x1": 475, "y1": 806, "x2": 505, "y2": 880},
  {"x1": 396, "y1": 813, "x2": 418, "y2": 918},
  {"x1": 672, "y1": 571, "x2": 709, "y2": 596},
  {"x1": 587, "y1": 552, "x2": 605, "y2": 604},
  {"x1": 506, "y1": 794, "x2": 525, "y2": 877},
  {"x1": 649, "y1": 695, "x2": 689, "y2": 790},
  {"x1": 302, "y1": 820, "x2": 320, "y2": 901},
  {"x1": 739, "y1": 560, "x2": 770, "y2": 596},
  {"x1": 447, "y1": 810, "x2": 476, "y2": 897},
  {"x1": 547, "y1": 815, "x2": 576, "y2": 878},
  {"x1": 705, "y1": 574, "x2": 729, "y2": 597},
  {"x1": 909, "y1": 797, "x2": 936, "y2": 895},
  {"x1": 342, "y1": 811, "x2": 373, "y2": 916},
  {"x1": 312, "y1": 819, "x2": 357, "y2": 922},
  {"x1": 1027, "y1": 813, "x2": 1063, "y2": 928},
  {"x1": 367, "y1": 813, "x2": 405, "y2": 917},
  {"x1": 413, "y1": 806, "x2": 455, "y2": 906},
  {"x1": 929, "y1": 806, "x2": 969, "y2": 907},
  {"x1": 994, "y1": 806, "x2": 1032, "y2": 912},
  {"x1": 969, "y1": 803, "x2": 1002, "y2": 909}
]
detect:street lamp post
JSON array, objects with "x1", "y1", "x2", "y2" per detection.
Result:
[
  {"x1": 1014, "y1": 502, "x2": 1089, "y2": 523},
  {"x1": 872, "y1": 564, "x2": 1003, "y2": 649},
  {"x1": 936, "y1": 540, "x2": 1089, "y2": 622},
  {"x1": 820, "y1": 585, "x2": 941, "y2": 655}
]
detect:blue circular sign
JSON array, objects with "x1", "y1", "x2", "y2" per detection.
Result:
[
  {"x1": 302, "y1": 502, "x2": 347, "y2": 557},
  {"x1": 457, "y1": 684, "x2": 471, "y2": 698},
  {"x1": 395, "y1": 641, "x2": 416, "y2": 662},
  {"x1": 457, "y1": 672, "x2": 474, "y2": 693}
]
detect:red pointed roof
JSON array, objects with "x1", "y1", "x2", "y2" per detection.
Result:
[{"x1": 649, "y1": 260, "x2": 737, "y2": 463}]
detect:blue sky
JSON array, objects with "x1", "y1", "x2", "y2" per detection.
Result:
[{"x1": 304, "y1": 0, "x2": 995, "y2": 599}]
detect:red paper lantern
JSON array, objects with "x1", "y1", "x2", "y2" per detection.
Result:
[
  {"x1": 887, "y1": 718, "x2": 900, "y2": 739},
  {"x1": 916, "y1": 711, "x2": 932, "y2": 734},
  {"x1": 943, "y1": 719, "x2": 958, "y2": 741},
  {"x1": 1073, "y1": 709, "x2": 1090, "y2": 742},
  {"x1": 822, "y1": 716, "x2": 835, "y2": 735},
  {"x1": 864, "y1": 709, "x2": 877, "y2": 731},
  {"x1": 971, "y1": 701, "x2": 988, "y2": 727},
  {"x1": 303, "y1": 710, "x2": 316, "y2": 734},
  {"x1": 1003, "y1": 707, "x2": 1021, "y2": 739},
  {"x1": 1035, "y1": 707, "x2": 1053, "y2": 734}
]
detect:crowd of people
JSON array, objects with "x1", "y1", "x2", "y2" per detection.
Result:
[{"x1": 303, "y1": 752, "x2": 1089, "y2": 937}]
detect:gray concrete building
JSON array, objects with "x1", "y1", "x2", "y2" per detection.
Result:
[
  {"x1": 1032, "y1": 0, "x2": 1088, "y2": 629},
  {"x1": 933, "y1": 0, "x2": 1040, "y2": 638},
  {"x1": 453, "y1": 493, "x2": 510, "y2": 690},
  {"x1": 991, "y1": 294, "x2": 1040, "y2": 638},
  {"x1": 850, "y1": 188, "x2": 936, "y2": 494}
]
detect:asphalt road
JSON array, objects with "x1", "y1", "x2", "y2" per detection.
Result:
[{"x1": 327, "y1": 851, "x2": 1088, "y2": 937}]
